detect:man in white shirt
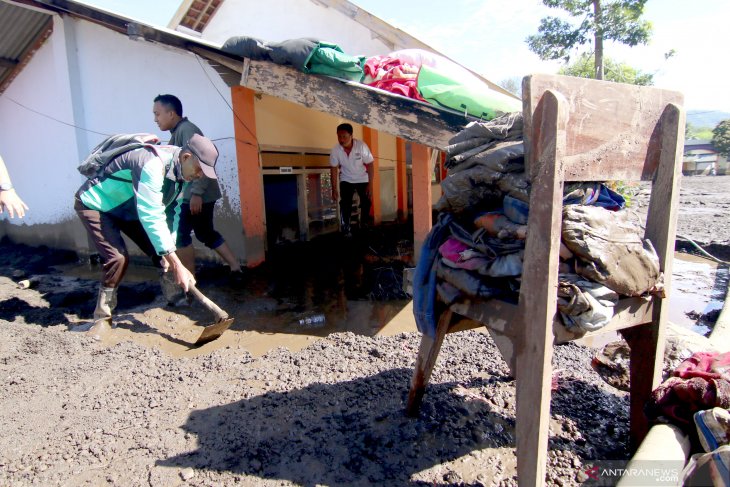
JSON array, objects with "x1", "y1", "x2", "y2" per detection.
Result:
[{"x1": 329, "y1": 123, "x2": 374, "y2": 236}]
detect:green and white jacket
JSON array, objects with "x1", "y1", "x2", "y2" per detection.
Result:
[{"x1": 76, "y1": 145, "x2": 185, "y2": 256}]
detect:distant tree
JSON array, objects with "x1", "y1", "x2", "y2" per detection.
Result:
[
  {"x1": 499, "y1": 77, "x2": 523, "y2": 97},
  {"x1": 712, "y1": 120, "x2": 730, "y2": 157},
  {"x1": 559, "y1": 53, "x2": 653, "y2": 85},
  {"x1": 526, "y1": 0, "x2": 652, "y2": 80}
]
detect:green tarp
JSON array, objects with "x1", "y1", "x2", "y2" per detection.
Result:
[{"x1": 417, "y1": 64, "x2": 521, "y2": 120}]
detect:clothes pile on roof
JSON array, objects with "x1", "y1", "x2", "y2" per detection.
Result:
[
  {"x1": 413, "y1": 112, "x2": 664, "y2": 337},
  {"x1": 221, "y1": 37, "x2": 520, "y2": 120}
]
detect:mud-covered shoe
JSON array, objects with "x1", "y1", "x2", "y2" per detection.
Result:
[
  {"x1": 229, "y1": 270, "x2": 245, "y2": 287},
  {"x1": 87, "y1": 319, "x2": 111, "y2": 341}
]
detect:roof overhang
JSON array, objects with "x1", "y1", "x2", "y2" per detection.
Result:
[
  {"x1": 12, "y1": 0, "x2": 472, "y2": 148},
  {"x1": 0, "y1": 0, "x2": 54, "y2": 94}
]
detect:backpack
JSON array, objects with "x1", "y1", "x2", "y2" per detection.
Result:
[{"x1": 78, "y1": 133, "x2": 161, "y2": 178}]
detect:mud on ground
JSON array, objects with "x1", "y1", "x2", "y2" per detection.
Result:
[{"x1": 1, "y1": 175, "x2": 729, "y2": 486}]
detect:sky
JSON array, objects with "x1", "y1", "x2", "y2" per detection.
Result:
[{"x1": 80, "y1": 0, "x2": 730, "y2": 114}]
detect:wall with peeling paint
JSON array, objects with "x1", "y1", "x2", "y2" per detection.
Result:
[{"x1": 0, "y1": 14, "x2": 244, "y2": 258}]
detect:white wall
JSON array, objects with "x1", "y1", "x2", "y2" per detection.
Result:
[
  {"x1": 200, "y1": 0, "x2": 394, "y2": 56},
  {"x1": 0, "y1": 17, "x2": 79, "y2": 227},
  {"x1": 0, "y1": 14, "x2": 243, "y2": 255}
]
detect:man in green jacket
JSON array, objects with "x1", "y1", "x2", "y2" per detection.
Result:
[
  {"x1": 153, "y1": 94, "x2": 242, "y2": 282},
  {"x1": 75, "y1": 134, "x2": 219, "y2": 339}
]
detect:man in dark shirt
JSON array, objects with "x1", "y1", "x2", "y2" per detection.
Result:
[{"x1": 153, "y1": 94, "x2": 243, "y2": 284}]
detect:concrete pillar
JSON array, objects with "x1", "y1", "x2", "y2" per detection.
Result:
[{"x1": 231, "y1": 86, "x2": 265, "y2": 267}]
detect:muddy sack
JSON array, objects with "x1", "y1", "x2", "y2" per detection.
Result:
[{"x1": 561, "y1": 205, "x2": 661, "y2": 296}]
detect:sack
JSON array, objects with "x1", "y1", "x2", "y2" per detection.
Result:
[{"x1": 78, "y1": 133, "x2": 160, "y2": 178}]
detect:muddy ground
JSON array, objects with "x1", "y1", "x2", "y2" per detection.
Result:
[{"x1": 1, "y1": 175, "x2": 729, "y2": 486}]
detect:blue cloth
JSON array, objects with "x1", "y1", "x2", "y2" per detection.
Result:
[
  {"x1": 594, "y1": 185, "x2": 625, "y2": 211},
  {"x1": 413, "y1": 213, "x2": 454, "y2": 337}
]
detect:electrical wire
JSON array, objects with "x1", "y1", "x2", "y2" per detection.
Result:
[
  {"x1": 194, "y1": 53, "x2": 259, "y2": 151},
  {"x1": 2, "y1": 96, "x2": 112, "y2": 137}
]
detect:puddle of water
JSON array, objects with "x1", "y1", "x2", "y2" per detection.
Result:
[
  {"x1": 53, "y1": 244, "x2": 726, "y2": 357},
  {"x1": 669, "y1": 253, "x2": 727, "y2": 335}
]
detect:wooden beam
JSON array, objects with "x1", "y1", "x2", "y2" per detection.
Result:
[
  {"x1": 516, "y1": 88, "x2": 568, "y2": 487},
  {"x1": 411, "y1": 143, "x2": 432, "y2": 262},
  {"x1": 231, "y1": 86, "x2": 266, "y2": 267},
  {"x1": 241, "y1": 59, "x2": 467, "y2": 150},
  {"x1": 523, "y1": 74, "x2": 683, "y2": 182},
  {"x1": 396, "y1": 137, "x2": 408, "y2": 222},
  {"x1": 362, "y1": 127, "x2": 380, "y2": 225}
]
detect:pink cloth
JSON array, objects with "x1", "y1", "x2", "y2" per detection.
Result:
[
  {"x1": 363, "y1": 56, "x2": 425, "y2": 101},
  {"x1": 675, "y1": 351, "x2": 730, "y2": 382},
  {"x1": 438, "y1": 237, "x2": 489, "y2": 271},
  {"x1": 648, "y1": 352, "x2": 730, "y2": 427}
]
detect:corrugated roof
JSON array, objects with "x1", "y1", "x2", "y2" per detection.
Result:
[{"x1": 0, "y1": 1, "x2": 53, "y2": 93}]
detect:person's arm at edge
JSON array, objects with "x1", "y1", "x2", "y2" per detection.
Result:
[{"x1": 0, "y1": 155, "x2": 28, "y2": 219}]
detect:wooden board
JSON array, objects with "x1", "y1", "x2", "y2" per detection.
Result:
[
  {"x1": 523, "y1": 74, "x2": 683, "y2": 182},
  {"x1": 241, "y1": 59, "x2": 469, "y2": 149}
]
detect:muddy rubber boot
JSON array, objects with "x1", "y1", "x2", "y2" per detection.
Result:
[{"x1": 88, "y1": 286, "x2": 117, "y2": 341}]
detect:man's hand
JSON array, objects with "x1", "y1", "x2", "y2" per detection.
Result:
[
  {"x1": 0, "y1": 189, "x2": 28, "y2": 218},
  {"x1": 189, "y1": 195, "x2": 203, "y2": 215},
  {"x1": 163, "y1": 253, "x2": 195, "y2": 292}
]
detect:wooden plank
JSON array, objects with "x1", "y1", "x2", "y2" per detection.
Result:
[
  {"x1": 448, "y1": 295, "x2": 653, "y2": 345},
  {"x1": 622, "y1": 103, "x2": 685, "y2": 449},
  {"x1": 242, "y1": 60, "x2": 468, "y2": 149},
  {"x1": 523, "y1": 74, "x2": 683, "y2": 182},
  {"x1": 396, "y1": 137, "x2": 408, "y2": 222},
  {"x1": 553, "y1": 296, "x2": 655, "y2": 343},
  {"x1": 406, "y1": 308, "x2": 452, "y2": 417},
  {"x1": 451, "y1": 299, "x2": 519, "y2": 337},
  {"x1": 260, "y1": 153, "x2": 330, "y2": 168},
  {"x1": 411, "y1": 143, "x2": 432, "y2": 262},
  {"x1": 516, "y1": 88, "x2": 568, "y2": 487}
]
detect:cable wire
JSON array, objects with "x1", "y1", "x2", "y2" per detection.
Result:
[{"x1": 2, "y1": 96, "x2": 112, "y2": 137}]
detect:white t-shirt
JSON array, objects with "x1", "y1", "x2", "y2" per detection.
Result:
[{"x1": 329, "y1": 139, "x2": 374, "y2": 184}]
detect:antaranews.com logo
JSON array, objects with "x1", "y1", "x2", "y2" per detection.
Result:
[{"x1": 580, "y1": 460, "x2": 683, "y2": 485}]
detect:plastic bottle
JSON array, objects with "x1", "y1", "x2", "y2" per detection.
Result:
[{"x1": 298, "y1": 314, "x2": 326, "y2": 327}]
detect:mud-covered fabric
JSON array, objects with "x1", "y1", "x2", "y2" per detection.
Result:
[
  {"x1": 435, "y1": 167, "x2": 504, "y2": 214},
  {"x1": 222, "y1": 36, "x2": 364, "y2": 81},
  {"x1": 446, "y1": 111, "x2": 523, "y2": 148},
  {"x1": 557, "y1": 273, "x2": 618, "y2": 332},
  {"x1": 222, "y1": 36, "x2": 317, "y2": 70},
  {"x1": 562, "y1": 205, "x2": 661, "y2": 296}
]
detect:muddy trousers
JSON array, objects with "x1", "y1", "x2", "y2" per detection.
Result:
[
  {"x1": 75, "y1": 199, "x2": 163, "y2": 289},
  {"x1": 339, "y1": 181, "x2": 370, "y2": 232}
]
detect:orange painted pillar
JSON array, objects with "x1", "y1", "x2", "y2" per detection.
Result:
[
  {"x1": 411, "y1": 143, "x2": 432, "y2": 261},
  {"x1": 231, "y1": 86, "x2": 265, "y2": 267},
  {"x1": 396, "y1": 137, "x2": 408, "y2": 222},
  {"x1": 362, "y1": 127, "x2": 381, "y2": 225}
]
